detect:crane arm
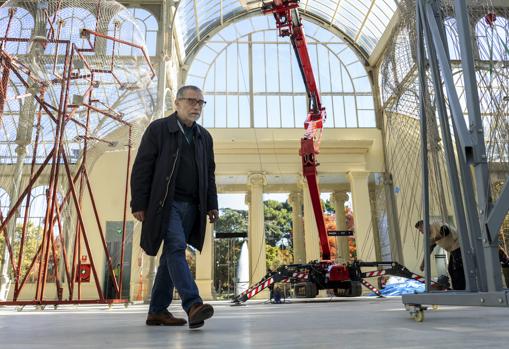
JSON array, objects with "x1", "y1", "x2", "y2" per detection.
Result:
[{"x1": 262, "y1": 0, "x2": 330, "y2": 260}]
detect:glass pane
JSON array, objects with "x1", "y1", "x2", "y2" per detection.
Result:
[
  {"x1": 238, "y1": 43, "x2": 249, "y2": 93},
  {"x1": 186, "y1": 76, "x2": 203, "y2": 88},
  {"x1": 355, "y1": 76, "x2": 372, "y2": 93},
  {"x1": 318, "y1": 44, "x2": 331, "y2": 93},
  {"x1": 254, "y1": 96, "x2": 267, "y2": 128},
  {"x1": 358, "y1": 110, "x2": 376, "y2": 127},
  {"x1": 253, "y1": 44, "x2": 266, "y2": 93},
  {"x1": 202, "y1": 95, "x2": 215, "y2": 128},
  {"x1": 356, "y1": 96, "x2": 374, "y2": 109},
  {"x1": 267, "y1": 95, "x2": 281, "y2": 128},
  {"x1": 227, "y1": 95, "x2": 239, "y2": 127},
  {"x1": 215, "y1": 95, "x2": 227, "y2": 127},
  {"x1": 341, "y1": 66, "x2": 354, "y2": 92},
  {"x1": 293, "y1": 96, "x2": 307, "y2": 127},
  {"x1": 239, "y1": 95, "x2": 251, "y2": 127},
  {"x1": 322, "y1": 95, "x2": 334, "y2": 128},
  {"x1": 348, "y1": 61, "x2": 367, "y2": 79},
  {"x1": 344, "y1": 96, "x2": 357, "y2": 127},
  {"x1": 333, "y1": 96, "x2": 346, "y2": 128},
  {"x1": 215, "y1": 51, "x2": 226, "y2": 91},
  {"x1": 204, "y1": 67, "x2": 215, "y2": 91},
  {"x1": 226, "y1": 45, "x2": 238, "y2": 92},
  {"x1": 265, "y1": 44, "x2": 279, "y2": 92},
  {"x1": 281, "y1": 96, "x2": 295, "y2": 127},
  {"x1": 279, "y1": 44, "x2": 292, "y2": 92}
]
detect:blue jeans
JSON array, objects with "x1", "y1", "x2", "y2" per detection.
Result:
[{"x1": 148, "y1": 201, "x2": 202, "y2": 314}]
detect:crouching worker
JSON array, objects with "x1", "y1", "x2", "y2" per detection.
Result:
[
  {"x1": 131, "y1": 85, "x2": 219, "y2": 329},
  {"x1": 415, "y1": 220, "x2": 465, "y2": 290}
]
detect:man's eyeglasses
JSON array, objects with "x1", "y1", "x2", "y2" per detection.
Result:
[{"x1": 178, "y1": 97, "x2": 207, "y2": 107}]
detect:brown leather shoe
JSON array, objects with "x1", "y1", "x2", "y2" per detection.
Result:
[
  {"x1": 187, "y1": 303, "x2": 214, "y2": 329},
  {"x1": 146, "y1": 309, "x2": 187, "y2": 326}
]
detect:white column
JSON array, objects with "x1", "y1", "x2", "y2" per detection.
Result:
[
  {"x1": 195, "y1": 221, "x2": 215, "y2": 300},
  {"x1": 331, "y1": 190, "x2": 350, "y2": 262},
  {"x1": 369, "y1": 187, "x2": 382, "y2": 261},
  {"x1": 144, "y1": 255, "x2": 158, "y2": 303},
  {"x1": 247, "y1": 173, "x2": 267, "y2": 296},
  {"x1": 288, "y1": 191, "x2": 305, "y2": 264},
  {"x1": 303, "y1": 180, "x2": 320, "y2": 262},
  {"x1": 348, "y1": 172, "x2": 376, "y2": 262}
]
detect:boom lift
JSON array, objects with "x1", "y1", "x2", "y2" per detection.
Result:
[
  {"x1": 232, "y1": 0, "x2": 441, "y2": 304},
  {"x1": 261, "y1": 0, "x2": 330, "y2": 261}
]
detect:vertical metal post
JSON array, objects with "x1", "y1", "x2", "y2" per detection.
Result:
[
  {"x1": 454, "y1": 0, "x2": 502, "y2": 292},
  {"x1": 416, "y1": 2, "x2": 431, "y2": 292},
  {"x1": 420, "y1": 1, "x2": 479, "y2": 291},
  {"x1": 432, "y1": 0, "x2": 488, "y2": 292},
  {"x1": 119, "y1": 126, "x2": 133, "y2": 299},
  {"x1": 248, "y1": 33, "x2": 254, "y2": 128}
]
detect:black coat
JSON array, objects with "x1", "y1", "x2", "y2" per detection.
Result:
[{"x1": 130, "y1": 113, "x2": 218, "y2": 256}]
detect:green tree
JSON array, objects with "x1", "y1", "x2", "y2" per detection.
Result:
[
  {"x1": 0, "y1": 221, "x2": 42, "y2": 282},
  {"x1": 264, "y1": 200, "x2": 292, "y2": 247},
  {"x1": 266, "y1": 245, "x2": 293, "y2": 271},
  {"x1": 322, "y1": 198, "x2": 335, "y2": 214},
  {"x1": 264, "y1": 200, "x2": 293, "y2": 270},
  {"x1": 215, "y1": 208, "x2": 248, "y2": 236}
]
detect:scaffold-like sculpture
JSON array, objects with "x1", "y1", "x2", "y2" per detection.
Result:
[
  {"x1": 0, "y1": 0, "x2": 155, "y2": 307},
  {"x1": 379, "y1": 0, "x2": 509, "y2": 320}
]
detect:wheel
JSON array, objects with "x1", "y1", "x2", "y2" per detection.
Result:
[
  {"x1": 333, "y1": 281, "x2": 362, "y2": 297},
  {"x1": 348, "y1": 281, "x2": 362, "y2": 297},
  {"x1": 413, "y1": 310, "x2": 424, "y2": 322},
  {"x1": 294, "y1": 282, "x2": 317, "y2": 298}
]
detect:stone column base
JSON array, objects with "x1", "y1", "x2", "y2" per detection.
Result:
[{"x1": 196, "y1": 279, "x2": 216, "y2": 300}]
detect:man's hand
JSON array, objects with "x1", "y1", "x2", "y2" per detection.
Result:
[
  {"x1": 207, "y1": 209, "x2": 219, "y2": 223},
  {"x1": 133, "y1": 211, "x2": 145, "y2": 222}
]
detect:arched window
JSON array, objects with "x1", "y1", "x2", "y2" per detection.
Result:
[
  {"x1": 476, "y1": 14, "x2": 509, "y2": 61},
  {"x1": 108, "y1": 8, "x2": 158, "y2": 56},
  {"x1": 0, "y1": 7, "x2": 34, "y2": 54},
  {"x1": 186, "y1": 15, "x2": 375, "y2": 128},
  {"x1": 25, "y1": 186, "x2": 49, "y2": 230}
]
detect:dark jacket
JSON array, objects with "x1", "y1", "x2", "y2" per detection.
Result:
[{"x1": 130, "y1": 113, "x2": 218, "y2": 256}]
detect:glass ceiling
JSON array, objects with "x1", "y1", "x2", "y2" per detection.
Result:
[{"x1": 175, "y1": 0, "x2": 399, "y2": 58}]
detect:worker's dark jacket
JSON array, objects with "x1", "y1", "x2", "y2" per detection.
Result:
[{"x1": 130, "y1": 113, "x2": 218, "y2": 256}]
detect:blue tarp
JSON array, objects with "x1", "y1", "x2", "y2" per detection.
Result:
[{"x1": 368, "y1": 278, "x2": 425, "y2": 296}]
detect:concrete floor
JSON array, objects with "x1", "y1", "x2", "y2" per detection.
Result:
[{"x1": 1, "y1": 297, "x2": 508, "y2": 348}]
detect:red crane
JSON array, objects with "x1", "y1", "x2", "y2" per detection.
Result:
[{"x1": 262, "y1": 0, "x2": 330, "y2": 260}]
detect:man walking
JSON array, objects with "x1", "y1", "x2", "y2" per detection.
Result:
[{"x1": 131, "y1": 85, "x2": 219, "y2": 329}]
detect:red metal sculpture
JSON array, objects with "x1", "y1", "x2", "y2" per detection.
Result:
[{"x1": 0, "y1": 0, "x2": 154, "y2": 307}]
